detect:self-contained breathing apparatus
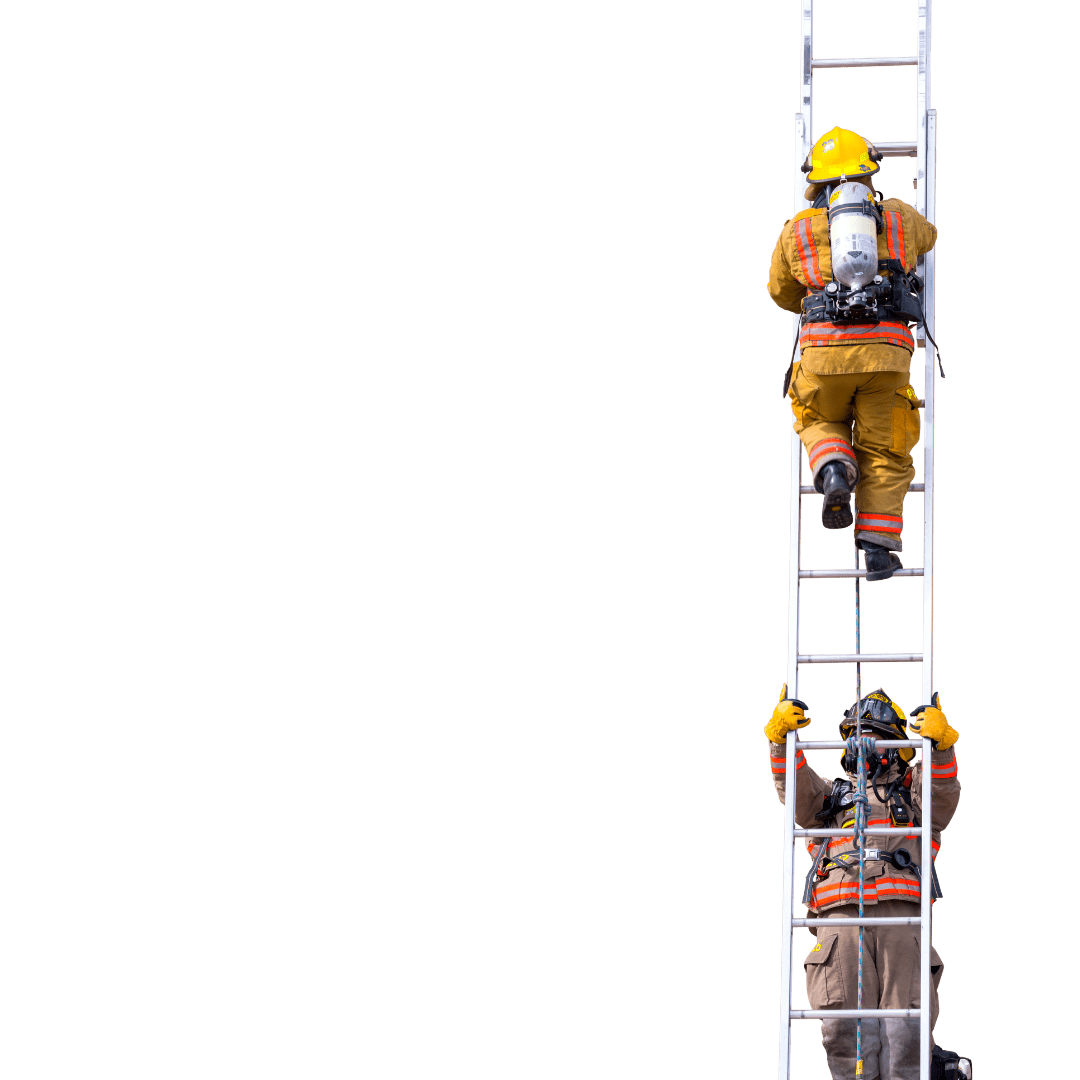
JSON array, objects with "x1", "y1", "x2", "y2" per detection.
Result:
[
  {"x1": 781, "y1": 179, "x2": 944, "y2": 396},
  {"x1": 803, "y1": 182, "x2": 927, "y2": 327}
]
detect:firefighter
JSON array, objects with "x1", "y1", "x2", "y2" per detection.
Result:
[
  {"x1": 765, "y1": 687, "x2": 960, "y2": 1080},
  {"x1": 768, "y1": 127, "x2": 938, "y2": 581}
]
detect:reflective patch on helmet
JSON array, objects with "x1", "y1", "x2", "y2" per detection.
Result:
[
  {"x1": 859, "y1": 164, "x2": 870, "y2": 171},
  {"x1": 821, "y1": 139, "x2": 835, "y2": 153}
]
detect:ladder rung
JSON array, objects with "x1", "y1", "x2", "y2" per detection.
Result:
[
  {"x1": 800, "y1": 483, "x2": 924, "y2": 493},
  {"x1": 792, "y1": 740, "x2": 925, "y2": 751},
  {"x1": 794, "y1": 918, "x2": 922, "y2": 928},
  {"x1": 874, "y1": 141, "x2": 918, "y2": 157},
  {"x1": 792, "y1": 1009, "x2": 920, "y2": 1020},
  {"x1": 811, "y1": 56, "x2": 918, "y2": 69},
  {"x1": 798, "y1": 652, "x2": 922, "y2": 664},
  {"x1": 794, "y1": 738, "x2": 928, "y2": 756},
  {"x1": 796, "y1": 825, "x2": 927, "y2": 838},
  {"x1": 800, "y1": 568, "x2": 923, "y2": 579},
  {"x1": 790, "y1": 738, "x2": 924, "y2": 756}
]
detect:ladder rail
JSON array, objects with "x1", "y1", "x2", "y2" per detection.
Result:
[
  {"x1": 777, "y1": 11, "x2": 814, "y2": 1080},
  {"x1": 918, "y1": 7, "x2": 935, "y2": 1076},
  {"x1": 778, "y1": 732, "x2": 799, "y2": 1080}
]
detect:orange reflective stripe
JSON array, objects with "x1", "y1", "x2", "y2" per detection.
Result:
[
  {"x1": 855, "y1": 512, "x2": 903, "y2": 535},
  {"x1": 794, "y1": 217, "x2": 825, "y2": 288},
  {"x1": 813, "y1": 881, "x2": 879, "y2": 901},
  {"x1": 800, "y1": 320, "x2": 915, "y2": 350},
  {"x1": 770, "y1": 749, "x2": 805, "y2": 774},
  {"x1": 931, "y1": 760, "x2": 958, "y2": 777},
  {"x1": 793, "y1": 218, "x2": 811, "y2": 281},
  {"x1": 885, "y1": 210, "x2": 906, "y2": 267},
  {"x1": 808, "y1": 440, "x2": 857, "y2": 469},
  {"x1": 812, "y1": 877, "x2": 923, "y2": 903}
]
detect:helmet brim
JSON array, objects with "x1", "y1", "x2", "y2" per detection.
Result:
[{"x1": 805, "y1": 161, "x2": 880, "y2": 184}]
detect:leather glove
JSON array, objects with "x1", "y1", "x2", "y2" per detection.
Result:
[
  {"x1": 909, "y1": 692, "x2": 958, "y2": 750},
  {"x1": 765, "y1": 683, "x2": 811, "y2": 743}
]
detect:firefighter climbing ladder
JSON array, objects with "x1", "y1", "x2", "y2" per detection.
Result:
[{"x1": 778, "y1": 3, "x2": 938, "y2": 1080}]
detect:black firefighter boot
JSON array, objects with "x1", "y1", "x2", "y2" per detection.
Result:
[
  {"x1": 818, "y1": 462, "x2": 853, "y2": 529},
  {"x1": 861, "y1": 540, "x2": 903, "y2": 582}
]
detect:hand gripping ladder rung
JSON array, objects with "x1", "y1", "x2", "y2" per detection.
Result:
[{"x1": 779, "y1": 4, "x2": 938, "y2": 1080}]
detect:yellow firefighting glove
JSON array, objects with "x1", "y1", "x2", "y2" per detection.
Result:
[
  {"x1": 908, "y1": 692, "x2": 958, "y2": 750},
  {"x1": 765, "y1": 684, "x2": 811, "y2": 743}
]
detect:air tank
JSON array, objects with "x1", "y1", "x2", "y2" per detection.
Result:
[{"x1": 828, "y1": 182, "x2": 879, "y2": 288}]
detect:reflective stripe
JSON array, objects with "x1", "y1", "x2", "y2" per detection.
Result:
[
  {"x1": 770, "y1": 748, "x2": 806, "y2": 774},
  {"x1": 885, "y1": 210, "x2": 906, "y2": 267},
  {"x1": 856, "y1": 513, "x2": 902, "y2": 534},
  {"x1": 794, "y1": 216, "x2": 825, "y2": 288},
  {"x1": 899, "y1": 836, "x2": 942, "y2": 853},
  {"x1": 812, "y1": 876, "x2": 925, "y2": 904},
  {"x1": 931, "y1": 763, "x2": 958, "y2": 778},
  {"x1": 808, "y1": 439, "x2": 857, "y2": 468},
  {"x1": 800, "y1": 320, "x2": 915, "y2": 350}
]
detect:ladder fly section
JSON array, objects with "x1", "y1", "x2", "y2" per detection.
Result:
[{"x1": 780, "y1": 3, "x2": 938, "y2": 1080}]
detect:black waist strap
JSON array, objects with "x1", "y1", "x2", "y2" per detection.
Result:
[{"x1": 803, "y1": 843, "x2": 943, "y2": 900}]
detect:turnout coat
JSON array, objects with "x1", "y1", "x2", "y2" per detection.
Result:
[
  {"x1": 767, "y1": 197, "x2": 938, "y2": 374},
  {"x1": 769, "y1": 739, "x2": 960, "y2": 913}
]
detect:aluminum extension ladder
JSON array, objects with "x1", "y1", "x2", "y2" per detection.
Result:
[{"x1": 778, "y1": 3, "x2": 939, "y2": 1080}]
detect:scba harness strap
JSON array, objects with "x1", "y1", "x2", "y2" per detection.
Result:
[
  {"x1": 801, "y1": 773, "x2": 944, "y2": 905},
  {"x1": 800, "y1": 259, "x2": 924, "y2": 330},
  {"x1": 781, "y1": 198, "x2": 945, "y2": 395},
  {"x1": 800, "y1": 255, "x2": 924, "y2": 332}
]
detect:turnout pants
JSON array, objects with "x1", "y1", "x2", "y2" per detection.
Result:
[
  {"x1": 788, "y1": 365, "x2": 920, "y2": 552},
  {"x1": 804, "y1": 900, "x2": 943, "y2": 1080}
]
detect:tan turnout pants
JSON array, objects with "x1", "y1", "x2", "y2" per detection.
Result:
[
  {"x1": 788, "y1": 365, "x2": 921, "y2": 552},
  {"x1": 804, "y1": 900, "x2": 943, "y2": 1080}
]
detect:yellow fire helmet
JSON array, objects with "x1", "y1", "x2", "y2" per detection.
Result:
[
  {"x1": 801, "y1": 126, "x2": 883, "y2": 184},
  {"x1": 839, "y1": 689, "x2": 915, "y2": 764}
]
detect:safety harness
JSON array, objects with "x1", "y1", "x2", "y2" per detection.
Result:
[{"x1": 801, "y1": 769, "x2": 944, "y2": 905}]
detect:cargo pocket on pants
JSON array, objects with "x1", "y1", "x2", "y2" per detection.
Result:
[
  {"x1": 805, "y1": 932, "x2": 845, "y2": 1008},
  {"x1": 908, "y1": 938, "x2": 945, "y2": 1005},
  {"x1": 890, "y1": 385, "x2": 921, "y2": 455}
]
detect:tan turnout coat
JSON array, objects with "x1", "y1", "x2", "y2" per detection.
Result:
[
  {"x1": 769, "y1": 740, "x2": 960, "y2": 913},
  {"x1": 767, "y1": 198, "x2": 938, "y2": 374}
]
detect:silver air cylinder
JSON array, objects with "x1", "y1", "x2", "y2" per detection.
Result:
[{"x1": 828, "y1": 182, "x2": 879, "y2": 288}]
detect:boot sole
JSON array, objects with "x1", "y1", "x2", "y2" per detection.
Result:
[{"x1": 821, "y1": 496, "x2": 853, "y2": 530}]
